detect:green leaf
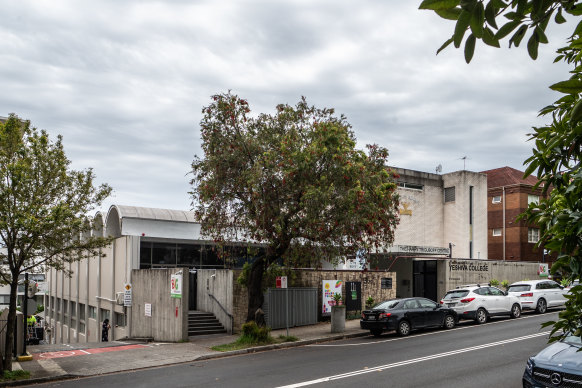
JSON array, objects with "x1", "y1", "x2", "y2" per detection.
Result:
[
  {"x1": 574, "y1": 20, "x2": 582, "y2": 37},
  {"x1": 437, "y1": 37, "x2": 455, "y2": 54},
  {"x1": 419, "y1": 0, "x2": 461, "y2": 10},
  {"x1": 464, "y1": 33, "x2": 476, "y2": 63},
  {"x1": 495, "y1": 20, "x2": 521, "y2": 40},
  {"x1": 454, "y1": 10, "x2": 472, "y2": 47},
  {"x1": 485, "y1": 1, "x2": 498, "y2": 29},
  {"x1": 527, "y1": 33, "x2": 539, "y2": 59},
  {"x1": 509, "y1": 24, "x2": 528, "y2": 47},
  {"x1": 436, "y1": 7, "x2": 463, "y2": 20},
  {"x1": 483, "y1": 27, "x2": 501, "y2": 47},
  {"x1": 516, "y1": 0, "x2": 527, "y2": 15},
  {"x1": 535, "y1": 26, "x2": 549, "y2": 44},
  {"x1": 470, "y1": 2, "x2": 485, "y2": 38},
  {"x1": 491, "y1": 0, "x2": 507, "y2": 7},
  {"x1": 555, "y1": 8, "x2": 567, "y2": 24},
  {"x1": 550, "y1": 79, "x2": 582, "y2": 94},
  {"x1": 565, "y1": 4, "x2": 582, "y2": 16},
  {"x1": 570, "y1": 99, "x2": 582, "y2": 125}
]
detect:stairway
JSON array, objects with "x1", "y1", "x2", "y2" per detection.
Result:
[{"x1": 188, "y1": 311, "x2": 226, "y2": 336}]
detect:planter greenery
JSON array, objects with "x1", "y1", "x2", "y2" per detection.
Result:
[{"x1": 365, "y1": 296, "x2": 375, "y2": 309}]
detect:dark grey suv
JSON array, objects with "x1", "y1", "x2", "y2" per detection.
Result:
[{"x1": 523, "y1": 333, "x2": 582, "y2": 387}]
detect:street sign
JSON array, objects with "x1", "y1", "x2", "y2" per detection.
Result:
[
  {"x1": 124, "y1": 283, "x2": 132, "y2": 307},
  {"x1": 276, "y1": 276, "x2": 288, "y2": 289}
]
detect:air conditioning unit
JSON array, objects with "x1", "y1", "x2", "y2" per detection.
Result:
[{"x1": 115, "y1": 292, "x2": 124, "y2": 306}]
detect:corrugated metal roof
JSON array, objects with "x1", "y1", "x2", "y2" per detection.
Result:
[{"x1": 112, "y1": 205, "x2": 196, "y2": 223}]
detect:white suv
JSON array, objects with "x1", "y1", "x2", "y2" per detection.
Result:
[
  {"x1": 507, "y1": 280, "x2": 567, "y2": 313},
  {"x1": 440, "y1": 284, "x2": 522, "y2": 324}
]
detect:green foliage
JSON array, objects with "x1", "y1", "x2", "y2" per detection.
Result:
[
  {"x1": 421, "y1": 0, "x2": 582, "y2": 342},
  {"x1": 191, "y1": 93, "x2": 400, "y2": 318},
  {"x1": 278, "y1": 334, "x2": 298, "y2": 342},
  {"x1": 35, "y1": 304, "x2": 44, "y2": 314},
  {"x1": 237, "y1": 261, "x2": 296, "y2": 291},
  {"x1": 333, "y1": 293, "x2": 342, "y2": 303},
  {"x1": 489, "y1": 279, "x2": 499, "y2": 287},
  {"x1": 240, "y1": 321, "x2": 272, "y2": 342},
  {"x1": 0, "y1": 114, "x2": 112, "y2": 371},
  {"x1": 366, "y1": 295, "x2": 375, "y2": 307},
  {"x1": 501, "y1": 280, "x2": 510, "y2": 290}
]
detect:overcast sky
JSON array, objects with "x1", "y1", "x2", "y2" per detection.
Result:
[{"x1": 0, "y1": 1, "x2": 572, "y2": 213}]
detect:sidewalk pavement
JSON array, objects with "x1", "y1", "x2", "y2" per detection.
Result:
[{"x1": 8, "y1": 319, "x2": 368, "y2": 386}]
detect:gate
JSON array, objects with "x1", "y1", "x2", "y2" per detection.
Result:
[
  {"x1": 345, "y1": 281, "x2": 361, "y2": 312},
  {"x1": 264, "y1": 288, "x2": 317, "y2": 329}
]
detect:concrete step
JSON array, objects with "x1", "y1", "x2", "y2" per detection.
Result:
[
  {"x1": 188, "y1": 310, "x2": 226, "y2": 336},
  {"x1": 188, "y1": 327, "x2": 227, "y2": 336}
]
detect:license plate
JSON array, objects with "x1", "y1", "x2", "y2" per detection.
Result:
[
  {"x1": 447, "y1": 303, "x2": 456, "y2": 307},
  {"x1": 367, "y1": 316, "x2": 376, "y2": 320}
]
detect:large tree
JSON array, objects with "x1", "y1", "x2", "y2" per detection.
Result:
[
  {"x1": 419, "y1": 0, "x2": 582, "y2": 340},
  {"x1": 0, "y1": 114, "x2": 112, "y2": 370},
  {"x1": 191, "y1": 93, "x2": 400, "y2": 322}
]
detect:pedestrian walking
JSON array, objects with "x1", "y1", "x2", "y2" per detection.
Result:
[{"x1": 102, "y1": 318, "x2": 111, "y2": 341}]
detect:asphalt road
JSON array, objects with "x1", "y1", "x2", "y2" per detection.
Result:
[{"x1": 37, "y1": 311, "x2": 556, "y2": 388}]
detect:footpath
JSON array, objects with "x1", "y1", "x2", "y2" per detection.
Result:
[{"x1": 8, "y1": 319, "x2": 367, "y2": 386}]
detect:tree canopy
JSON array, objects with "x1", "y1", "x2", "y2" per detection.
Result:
[
  {"x1": 191, "y1": 93, "x2": 400, "y2": 321},
  {"x1": 420, "y1": 0, "x2": 582, "y2": 341},
  {"x1": 0, "y1": 114, "x2": 112, "y2": 370}
]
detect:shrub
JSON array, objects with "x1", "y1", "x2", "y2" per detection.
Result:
[
  {"x1": 241, "y1": 321, "x2": 272, "y2": 342},
  {"x1": 501, "y1": 280, "x2": 510, "y2": 290},
  {"x1": 489, "y1": 279, "x2": 499, "y2": 287}
]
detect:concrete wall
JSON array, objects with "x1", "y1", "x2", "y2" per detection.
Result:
[
  {"x1": 131, "y1": 268, "x2": 188, "y2": 342},
  {"x1": 197, "y1": 269, "x2": 234, "y2": 333},
  {"x1": 442, "y1": 259, "x2": 542, "y2": 296}
]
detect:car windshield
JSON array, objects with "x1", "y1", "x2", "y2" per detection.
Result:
[
  {"x1": 373, "y1": 300, "x2": 400, "y2": 310},
  {"x1": 563, "y1": 333, "x2": 582, "y2": 345},
  {"x1": 508, "y1": 285, "x2": 531, "y2": 292},
  {"x1": 443, "y1": 290, "x2": 469, "y2": 300}
]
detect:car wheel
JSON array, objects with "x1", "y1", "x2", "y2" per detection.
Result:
[
  {"x1": 536, "y1": 298, "x2": 547, "y2": 314},
  {"x1": 510, "y1": 303, "x2": 521, "y2": 319},
  {"x1": 370, "y1": 329, "x2": 383, "y2": 337},
  {"x1": 443, "y1": 314, "x2": 456, "y2": 329},
  {"x1": 397, "y1": 320, "x2": 411, "y2": 336},
  {"x1": 475, "y1": 308, "x2": 487, "y2": 324}
]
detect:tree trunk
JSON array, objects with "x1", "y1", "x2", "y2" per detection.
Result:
[
  {"x1": 246, "y1": 256, "x2": 266, "y2": 322},
  {"x1": 3, "y1": 279, "x2": 19, "y2": 371}
]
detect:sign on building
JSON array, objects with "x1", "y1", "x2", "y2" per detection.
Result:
[
  {"x1": 124, "y1": 283, "x2": 132, "y2": 306},
  {"x1": 538, "y1": 263, "x2": 549, "y2": 278},
  {"x1": 145, "y1": 303, "x2": 152, "y2": 317},
  {"x1": 276, "y1": 276, "x2": 287, "y2": 288},
  {"x1": 322, "y1": 279, "x2": 342, "y2": 315},
  {"x1": 171, "y1": 273, "x2": 182, "y2": 298}
]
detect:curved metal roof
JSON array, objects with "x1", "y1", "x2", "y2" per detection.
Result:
[{"x1": 109, "y1": 205, "x2": 196, "y2": 223}]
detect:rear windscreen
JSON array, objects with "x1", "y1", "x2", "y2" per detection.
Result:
[
  {"x1": 508, "y1": 285, "x2": 531, "y2": 292},
  {"x1": 443, "y1": 290, "x2": 469, "y2": 300},
  {"x1": 373, "y1": 300, "x2": 400, "y2": 310}
]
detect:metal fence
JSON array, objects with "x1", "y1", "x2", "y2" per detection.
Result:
[{"x1": 264, "y1": 288, "x2": 317, "y2": 329}]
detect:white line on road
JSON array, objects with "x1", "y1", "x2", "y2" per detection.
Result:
[
  {"x1": 309, "y1": 312, "x2": 555, "y2": 347},
  {"x1": 277, "y1": 331, "x2": 550, "y2": 388}
]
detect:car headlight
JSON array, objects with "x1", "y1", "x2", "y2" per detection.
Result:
[{"x1": 526, "y1": 357, "x2": 534, "y2": 374}]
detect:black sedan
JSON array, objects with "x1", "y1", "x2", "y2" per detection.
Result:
[
  {"x1": 360, "y1": 297, "x2": 457, "y2": 337},
  {"x1": 523, "y1": 333, "x2": 582, "y2": 387}
]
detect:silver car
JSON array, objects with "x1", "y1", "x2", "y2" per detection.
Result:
[
  {"x1": 440, "y1": 284, "x2": 522, "y2": 324},
  {"x1": 507, "y1": 279, "x2": 567, "y2": 313}
]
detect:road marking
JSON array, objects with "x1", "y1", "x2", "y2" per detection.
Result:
[
  {"x1": 34, "y1": 344, "x2": 148, "y2": 360},
  {"x1": 39, "y1": 359, "x2": 68, "y2": 376},
  {"x1": 309, "y1": 312, "x2": 556, "y2": 347},
  {"x1": 278, "y1": 331, "x2": 550, "y2": 388}
]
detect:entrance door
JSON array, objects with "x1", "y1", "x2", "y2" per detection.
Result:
[
  {"x1": 413, "y1": 260, "x2": 438, "y2": 302},
  {"x1": 189, "y1": 270, "x2": 197, "y2": 311}
]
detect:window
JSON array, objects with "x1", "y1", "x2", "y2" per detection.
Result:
[
  {"x1": 63, "y1": 300, "x2": 68, "y2": 316},
  {"x1": 100, "y1": 308, "x2": 110, "y2": 322},
  {"x1": 528, "y1": 228, "x2": 540, "y2": 243},
  {"x1": 488, "y1": 287, "x2": 504, "y2": 296},
  {"x1": 444, "y1": 187, "x2": 455, "y2": 203},
  {"x1": 398, "y1": 182, "x2": 424, "y2": 190},
  {"x1": 0, "y1": 295, "x2": 9, "y2": 304},
  {"x1": 89, "y1": 305, "x2": 97, "y2": 319},
  {"x1": 492, "y1": 196, "x2": 501, "y2": 204},
  {"x1": 70, "y1": 302, "x2": 76, "y2": 317},
  {"x1": 492, "y1": 229, "x2": 502, "y2": 237},
  {"x1": 418, "y1": 299, "x2": 437, "y2": 308},
  {"x1": 528, "y1": 194, "x2": 539, "y2": 205},
  {"x1": 115, "y1": 312, "x2": 126, "y2": 327},
  {"x1": 79, "y1": 322, "x2": 86, "y2": 334},
  {"x1": 79, "y1": 303, "x2": 86, "y2": 321}
]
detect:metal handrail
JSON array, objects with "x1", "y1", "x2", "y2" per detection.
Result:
[{"x1": 208, "y1": 293, "x2": 234, "y2": 333}]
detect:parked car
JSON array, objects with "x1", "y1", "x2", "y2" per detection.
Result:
[
  {"x1": 360, "y1": 297, "x2": 457, "y2": 337},
  {"x1": 523, "y1": 332, "x2": 582, "y2": 387},
  {"x1": 507, "y1": 280, "x2": 567, "y2": 313},
  {"x1": 565, "y1": 279, "x2": 580, "y2": 293},
  {"x1": 440, "y1": 284, "x2": 521, "y2": 324}
]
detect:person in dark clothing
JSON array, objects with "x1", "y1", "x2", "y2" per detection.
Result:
[{"x1": 102, "y1": 319, "x2": 111, "y2": 341}]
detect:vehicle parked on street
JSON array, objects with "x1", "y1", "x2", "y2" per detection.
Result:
[
  {"x1": 360, "y1": 297, "x2": 457, "y2": 337},
  {"x1": 565, "y1": 279, "x2": 580, "y2": 293},
  {"x1": 507, "y1": 280, "x2": 567, "y2": 314},
  {"x1": 523, "y1": 332, "x2": 582, "y2": 387},
  {"x1": 440, "y1": 284, "x2": 521, "y2": 324}
]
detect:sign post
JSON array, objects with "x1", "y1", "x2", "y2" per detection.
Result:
[
  {"x1": 124, "y1": 283, "x2": 132, "y2": 306},
  {"x1": 277, "y1": 276, "x2": 289, "y2": 337}
]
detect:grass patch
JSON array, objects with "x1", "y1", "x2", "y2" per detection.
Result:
[
  {"x1": 1, "y1": 369, "x2": 30, "y2": 381},
  {"x1": 211, "y1": 321, "x2": 298, "y2": 352}
]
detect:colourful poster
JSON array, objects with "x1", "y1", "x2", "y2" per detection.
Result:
[{"x1": 322, "y1": 279, "x2": 342, "y2": 315}]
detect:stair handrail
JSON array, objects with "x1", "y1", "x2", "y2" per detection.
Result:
[{"x1": 208, "y1": 293, "x2": 234, "y2": 333}]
